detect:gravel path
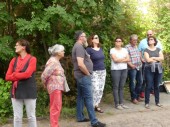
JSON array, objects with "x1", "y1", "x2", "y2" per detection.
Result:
[{"x1": 2, "y1": 92, "x2": 170, "y2": 127}]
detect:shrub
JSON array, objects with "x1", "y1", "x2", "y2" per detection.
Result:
[{"x1": 0, "y1": 78, "x2": 13, "y2": 122}]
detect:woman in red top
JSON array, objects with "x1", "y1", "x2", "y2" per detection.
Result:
[{"x1": 5, "y1": 39, "x2": 37, "y2": 127}]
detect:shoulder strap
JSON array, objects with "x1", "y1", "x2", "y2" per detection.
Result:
[
  {"x1": 13, "y1": 56, "x2": 33, "y2": 72},
  {"x1": 13, "y1": 57, "x2": 18, "y2": 72},
  {"x1": 21, "y1": 56, "x2": 32, "y2": 72}
]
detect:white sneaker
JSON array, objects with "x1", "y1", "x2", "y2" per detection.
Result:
[
  {"x1": 121, "y1": 104, "x2": 129, "y2": 109},
  {"x1": 116, "y1": 105, "x2": 123, "y2": 110}
]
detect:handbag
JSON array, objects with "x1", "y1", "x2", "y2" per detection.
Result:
[{"x1": 63, "y1": 76, "x2": 70, "y2": 92}]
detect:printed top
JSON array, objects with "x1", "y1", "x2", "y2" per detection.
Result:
[{"x1": 41, "y1": 56, "x2": 64, "y2": 94}]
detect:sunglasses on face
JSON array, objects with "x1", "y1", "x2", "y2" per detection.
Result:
[
  {"x1": 149, "y1": 38, "x2": 154, "y2": 41},
  {"x1": 93, "y1": 37, "x2": 99, "y2": 39},
  {"x1": 116, "y1": 41, "x2": 122, "y2": 42}
]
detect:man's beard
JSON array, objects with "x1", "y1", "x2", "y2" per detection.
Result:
[{"x1": 83, "y1": 41, "x2": 88, "y2": 48}]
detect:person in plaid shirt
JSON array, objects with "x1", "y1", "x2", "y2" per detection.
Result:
[{"x1": 125, "y1": 34, "x2": 143, "y2": 104}]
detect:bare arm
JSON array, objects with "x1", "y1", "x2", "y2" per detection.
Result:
[
  {"x1": 144, "y1": 52, "x2": 157, "y2": 63},
  {"x1": 77, "y1": 57, "x2": 91, "y2": 75},
  {"x1": 152, "y1": 51, "x2": 164, "y2": 62},
  {"x1": 127, "y1": 62, "x2": 136, "y2": 69},
  {"x1": 140, "y1": 51, "x2": 145, "y2": 63},
  {"x1": 111, "y1": 54, "x2": 130, "y2": 63}
]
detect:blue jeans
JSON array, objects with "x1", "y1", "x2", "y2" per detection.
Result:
[
  {"x1": 144, "y1": 67, "x2": 162, "y2": 104},
  {"x1": 76, "y1": 75, "x2": 98, "y2": 125},
  {"x1": 141, "y1": 63, "x2": 154, "y2": 93},
  {"x1": 128, "y1": 68, "x2": 143, "y2": 100}
]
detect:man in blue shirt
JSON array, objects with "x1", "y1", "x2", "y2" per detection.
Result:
[
  {"x1": 139, "y1": 30, "x2": 162, "y2": 58},
  {"x1": 138, "y1": 30, "x2": 163, "y2": 98}
]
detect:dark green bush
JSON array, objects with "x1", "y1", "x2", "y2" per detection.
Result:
[{"x1": 0, "y1": 78, "x2": 13, "y2": 122}]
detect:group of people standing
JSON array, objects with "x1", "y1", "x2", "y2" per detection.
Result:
[
  {"x1": 5, "y1": 29, "x2": 164, "y2": 127},
  {"x1": 110, "y1": 30, "x2": 164, "y2": 111}
]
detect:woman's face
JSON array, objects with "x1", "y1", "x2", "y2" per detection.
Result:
[
  {"x1": 57, "y1": 50, "x2": 65, "y2": 58},
  {"x1": 92, "y1": 35, "x2": 99, "y2": 44},
  {"x1": 15, "y1": 42, "x2": 25, "y2": 54},
  {"x1": 148, "y1": 37, "x2": 155, "y2": 46},
  {"x1": 115, "y1": 38, "x2": 123, "y2": 47}
]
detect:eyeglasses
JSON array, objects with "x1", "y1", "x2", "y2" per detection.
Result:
[
  {"x1": 80, "y1": 36, "x2": 86, "y2": 38},
  {"x1": 15, "y1": 44, "x2": 22, "y2": 47},
  {"x1": 116, "y1": 41, "x2": 122, "y2": 42}
]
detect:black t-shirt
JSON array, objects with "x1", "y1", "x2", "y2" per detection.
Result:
[{"x1": 144, "y1": 47, "x2": 161, "y2": 58}]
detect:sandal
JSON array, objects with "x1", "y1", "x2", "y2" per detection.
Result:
[{"x1": 95, "y1": 107, "x2": 104, "y2": 113}]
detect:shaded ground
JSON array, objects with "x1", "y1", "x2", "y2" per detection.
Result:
[{"x1": 2, "y1": 92, "x2": 170, "y2": 127}]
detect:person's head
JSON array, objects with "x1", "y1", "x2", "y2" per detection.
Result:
[
  {"x1": 48, "y1": 44, "x2": 65, "y2": 58},
  {"x1": 74, "y1": 30, "x2": 87, "y2": 44},
  {"x1": 114, "y1": 36, "x2": 123, "y2": 48},
  {"x1": 15, "y1": 39, "x2": 30, "y2": 54},
  {"x1": 147, "y1": 36, "x2": 158, "y2": 46},
  {"x1": 87, "y1": 34, "x2": 101, "y2": 48},
  {"x1": 130, "y1": 34, "x2": 138, "y2": 46},
  {"x1": 147, "y1": 30, "x2": 154, "y2": 38}
]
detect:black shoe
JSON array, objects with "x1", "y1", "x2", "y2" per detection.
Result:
[
  {"x1": 92, "y1": 121, "x2": 106, "y2": 127},
  {"x1": 78, "y1": 118, "x2": 90, "y2": 122}
]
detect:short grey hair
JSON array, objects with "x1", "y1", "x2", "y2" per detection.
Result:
[
  {"x1": 74, "y1": 30, "x2": 84, "y2": 40},
  {"x1": 48, "y1": 44, "x2": 64, "y2": 55},
  {"x1": 130, "y1": 34, "x2": 138, "y2": 40}
]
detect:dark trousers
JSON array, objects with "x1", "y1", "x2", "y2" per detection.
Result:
[
  {"x1": 128, "y1": 68, "x2": 143, "y2": 100},
  {"x1": 144, "y1": 67, "x2": 162, "y2": 104}
]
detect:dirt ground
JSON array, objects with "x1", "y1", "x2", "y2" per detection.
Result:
[{"x1": 2, "y1": 92, "x2": 170, "y2": 127}]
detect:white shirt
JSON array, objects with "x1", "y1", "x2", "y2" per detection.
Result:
[{"x1": 110, "y1": 48, "x2": 128, "y2": 70}]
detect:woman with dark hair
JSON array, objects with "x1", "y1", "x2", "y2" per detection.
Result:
[
  {"x1": 86, "y1": 34, "x2": 106, "y2": 113},
  {"x1": 110, "y1": 37, "x2": 130, "y2": 110},
  {"x1": 144, "y1": 36, "x2": 164, "y2": 109},
  {"x1": 5, "y1": 39, "x2": 37, "y2": 127}
]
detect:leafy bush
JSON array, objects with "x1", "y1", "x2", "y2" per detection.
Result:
[
  {"x1": 0, "y1": 78, "x2": 13, "y2": 121},
  {"x1": 36, "y1": 87, "x2": 49, "y2": 117}
]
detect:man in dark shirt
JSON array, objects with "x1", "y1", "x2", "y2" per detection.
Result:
[{"x1": 72, "y1": 30, "x2": 106, "y2": 127}]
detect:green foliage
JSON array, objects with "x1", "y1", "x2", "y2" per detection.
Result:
[
  {"x1": 0, "y1": 36, "x2": 14, "y2": 61},
  {"x1": 0, "y1": 78, "x2": 12, "y2": 119},
  {"x1": 0, "y1": 2, "x2": 11, "y2": 25},
  {"x1": 61, "y1": 107, "x2": 76, "y2": 118},
  {"x1": 157, "y1": 3, "x2": 170, "y2": 51},
  {"x1": 0, "y1": 0, "x2": 170, "y2": 121},
  {"x1": 156, "y1": 0, "x2": 170, "y2": 80},
  {"x1": 163, "y1": 68, "x2": 170, "y2": 81},
  {"x1": 36, "y1": 87, "x2": 49, "y2": 117}
]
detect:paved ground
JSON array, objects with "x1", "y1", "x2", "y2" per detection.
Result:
[{"x1": 2, "y1": 92, "x2": 170, "y2": 127}]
